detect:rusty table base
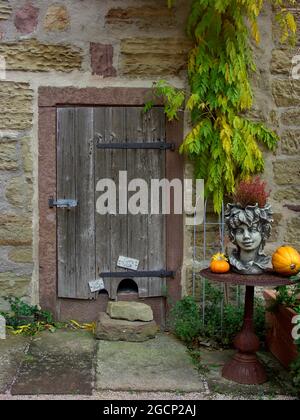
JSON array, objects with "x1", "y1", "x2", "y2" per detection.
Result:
[
  {"x1": 223, "y1": 285, "x2": 267, "y2": 385},
  {"x1": 222, "y1": 352, "x2": 267, "y2": 385},
  {"x1": 200, "y1": 269, "x2": 292, "y2": 385}
]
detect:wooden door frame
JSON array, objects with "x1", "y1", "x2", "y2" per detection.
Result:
[{"x1": 38, "y1": 87, "x2": 184, "y2": 319}]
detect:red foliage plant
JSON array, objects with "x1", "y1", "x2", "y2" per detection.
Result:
[{"x1": 232, "y1": 176, "x2": 270, "y2": 208}]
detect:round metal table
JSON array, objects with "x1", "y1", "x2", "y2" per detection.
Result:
[{"x1": 200, "y1": 268, "x2": 292, "y2": 385}]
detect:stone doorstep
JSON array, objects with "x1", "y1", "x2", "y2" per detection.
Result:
[
  {"x1": 107, "y1": 300, "x2": 154, "y2": 322},
  {"x1": 96, "y1": 312, "x2": 159, "y2": 342}
]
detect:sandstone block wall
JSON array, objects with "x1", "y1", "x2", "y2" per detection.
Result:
[
  {"x1": 0, "y1": 0, "x2": 298, "y2": 310},
  {"x1": 0, "y1": 0, "x2": 190, "y2": 311}
]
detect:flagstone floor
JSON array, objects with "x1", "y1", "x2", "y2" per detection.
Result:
[{"x1": 0, "y1": 330, "x2": 297, "y2": 400}]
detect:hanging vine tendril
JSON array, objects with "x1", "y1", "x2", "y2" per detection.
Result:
[{"x1": 154, "y1": 0, "x2": 297, "y2": 213}]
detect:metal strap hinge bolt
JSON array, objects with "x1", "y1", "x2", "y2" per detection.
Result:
[
  {"x1": 49, "y1": 197, "x2": 78, "y2": 209},
  {"x1": 96, "y1": 142, "x2": 175, "y2": 151}
]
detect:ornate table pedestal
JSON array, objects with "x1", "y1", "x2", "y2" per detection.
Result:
[{"x1": 200, "y1": 269, "x2": 292, "y2": 385}]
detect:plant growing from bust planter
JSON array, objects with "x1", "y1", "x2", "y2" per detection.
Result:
[{"x1": 225, "y1": 177, "x2": 273, "y2": 275}]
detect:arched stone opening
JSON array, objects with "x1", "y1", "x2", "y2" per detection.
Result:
[{"x1": 117, "y1": 279, "x2": 139, "y2": 295}]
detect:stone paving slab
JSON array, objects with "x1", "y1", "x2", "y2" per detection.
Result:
[
  {"x1": 11, "y1": 330, "x2": 96, "y2": 396},
  {"x1": 0, "y1": 335, "x2": 30, "y2": 394},
  {"x1": 199, "y1": 348, "x2": 298, "y2": 398},
  {"x1": 96, "y1": 333, "x2": 206, "y2": 392},
  {"x1": 0, "y1": 330, "x2": 298, "y2": 399}
]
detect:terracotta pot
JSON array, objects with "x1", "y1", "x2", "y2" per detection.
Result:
[{"x1": 264, "y1": 289, "x2": 298, "y2": 369}]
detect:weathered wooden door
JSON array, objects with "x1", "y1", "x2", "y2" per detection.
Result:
[{"x1": 57, "y1": 107, "x2": 168, "y2": 300}]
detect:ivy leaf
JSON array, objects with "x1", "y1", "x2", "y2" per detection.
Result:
[{"x1": 143, "y1": 101, "x2": 154, "y2": 114}]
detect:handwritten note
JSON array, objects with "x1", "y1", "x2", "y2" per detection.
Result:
[
  {"x1": 117, "y1": 256, "x2": 140, "y2": 271},
  {"x1": 89, "y1": 278, "x2": 105, "y2": 293}
]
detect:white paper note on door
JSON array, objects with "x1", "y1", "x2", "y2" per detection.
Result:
[
  {"x1": 117, "y1": 256, "x2": 139, "y2": 271},
  {"x1": 89, "y1": 278, "x2": 105, "y2": 293}
]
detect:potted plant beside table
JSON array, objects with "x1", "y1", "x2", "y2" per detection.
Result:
[{"x1": 264, "y1": 264, "x2": 300, "y2": 379}]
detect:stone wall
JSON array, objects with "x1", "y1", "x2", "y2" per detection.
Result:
[
  {"x1": 0, "y1": 0, "x2": 190, "y2": 311},
  {"x1": 0, "y1": 0, "x2": 298, "y2": 309},
  {"x1": 253, "y1": 3, "x2": 300, "y2": 254}
]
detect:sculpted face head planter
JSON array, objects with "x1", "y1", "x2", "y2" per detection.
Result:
[{"x1": 225, "y1": 204, "x2": 273, "y2": 275}]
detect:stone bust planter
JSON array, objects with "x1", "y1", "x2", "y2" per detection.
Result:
[
  {"x1": 224, "y1": 178, "x2": 273, "y2": 275},
  {"x1": 225, "y1": 203, "x2": 273, "y2": 275}
]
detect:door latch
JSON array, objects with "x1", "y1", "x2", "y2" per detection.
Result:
[{"x1": 49, "y1": 197, "x2": 78, "y2": 209}]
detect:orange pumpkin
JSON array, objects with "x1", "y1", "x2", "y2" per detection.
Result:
[
  {"x1": 210, "y1": 253, "x2": 230, "y2": 274},
  {"x1": 272, "y1": 246, "x2": 300, "y2": 276}
]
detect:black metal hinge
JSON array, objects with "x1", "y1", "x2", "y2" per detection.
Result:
[
  {"x1": 100, "y1": 270, "x2": 175, "y2": 278},
  {"x1": 96, "y1": 142, "x2": 175, "y2": 151}
]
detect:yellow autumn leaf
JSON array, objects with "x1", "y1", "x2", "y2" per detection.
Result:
[
  {"x1": 218, "y1": 116, "x2": 233, "y2": 155},
  {"x1": 70, "y1": 320, "x2": 82, "y2": 329},
  {"x1": 83, "y1": 323, "x2": 96, "y2": 334},
  {"x1": 186, "y1": 94, "x2": 200, "y2": 111},
  {"x1": 286, "y1": 12, "x2": 297, "y2": 34},
  {"x1": 251, "y1": 20, "x2": 260, "y2": 44},
  {"x1": 212, "y1": 253, "x2": 228, "y2": 262},
  {"x1": 70, "y1": 320, "x2": 96, "y2": 334}
]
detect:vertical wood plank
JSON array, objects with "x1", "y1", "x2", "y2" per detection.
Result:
[
  {"x1": 94, "y1": 107, "x2": 111, "y2": 296},
  {"x1": 109, "y1": 107, "x2": 127, "y2": 298},
  {"x1": 95, "y1": 107, "x2": 127, "y2": 299},
  {"x1": 146, "y1": 107, "x2": 166, "y2": 297},
  {"x1": 126, "y1": 107, "x2": 149, "y2": 297},
  {"x1": 75, "y1": 107, "x2": 95, "y2": 299},
  {"x1": 57, "y1": 108, "x2": 77, "y2": 299}
]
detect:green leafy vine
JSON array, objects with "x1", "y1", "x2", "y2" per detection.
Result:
[{"x1": 153, "y1": 0, "x2": 297, "y2": 213}]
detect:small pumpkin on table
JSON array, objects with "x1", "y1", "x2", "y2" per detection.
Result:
[
  {"x1": 272, "y1": 246, "x2": 300, "y2": 277},
  {"x1": 210, "y1": 253, "x2": 230, "y2": 274}
]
